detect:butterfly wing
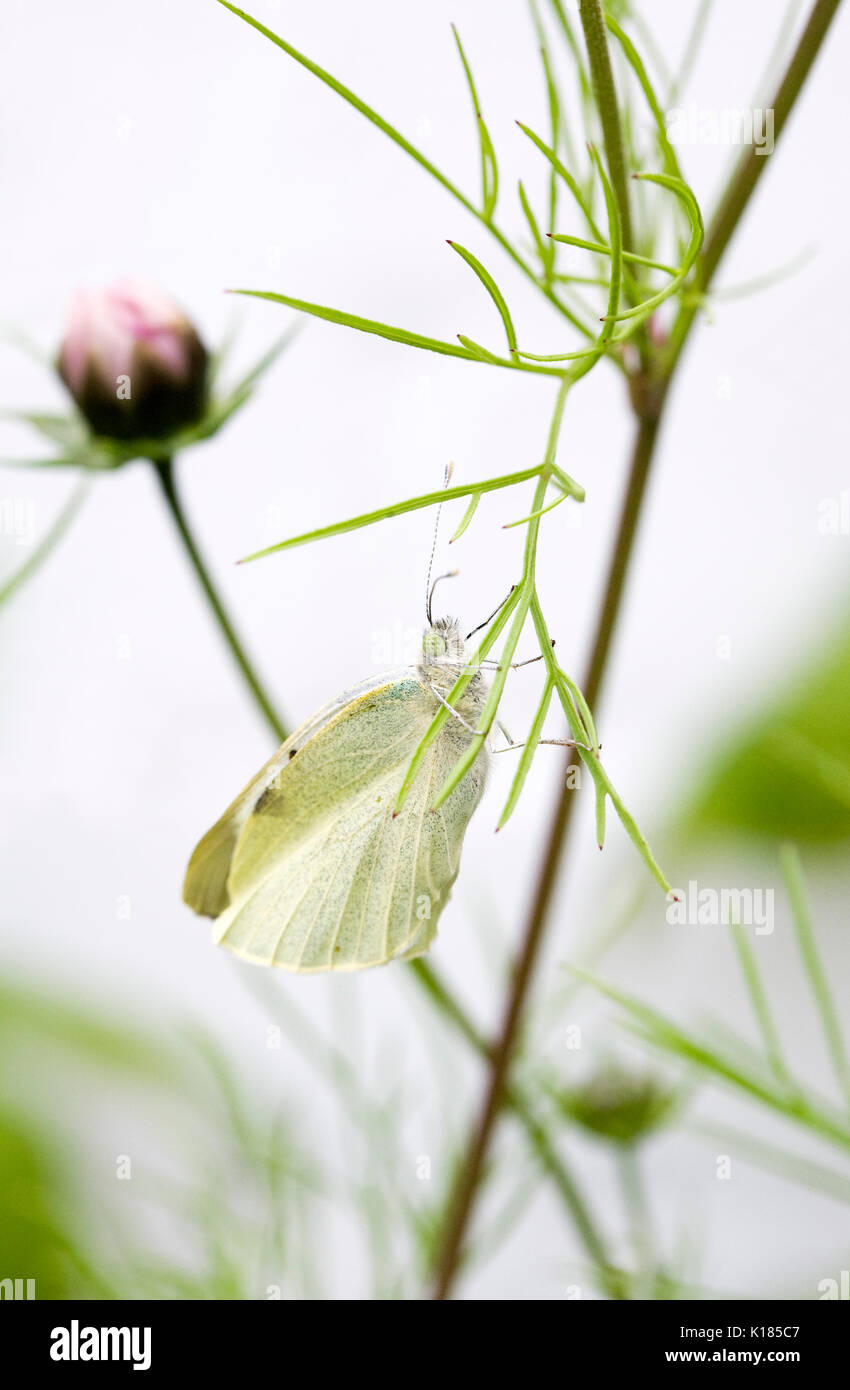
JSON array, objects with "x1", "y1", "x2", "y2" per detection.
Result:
[
  {"x1": 206, "y1": 674, "x2": 487, "y2": 972},
  {"x1": 183, "y1": 672, "x2": 408, "y2": 918}
]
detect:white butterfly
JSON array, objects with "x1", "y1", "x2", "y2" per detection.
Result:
[{"x1": 183, "y1": 612, "x2": 489, "y2": 973}]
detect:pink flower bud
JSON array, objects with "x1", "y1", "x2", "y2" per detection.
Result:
[{"x1": 58, "y1": 281, "x2": 208, "y2": 441}]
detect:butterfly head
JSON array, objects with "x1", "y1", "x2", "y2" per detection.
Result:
[
  {"x1": 419, "y1": 617, "x2": 486, "y2": 714},
  {"x1": 422, "y1": 615, "x2": 466, "y2": 667}
]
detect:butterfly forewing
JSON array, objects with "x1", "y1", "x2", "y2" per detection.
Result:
[{"x1": 182, "y1": 672, "x2": 408, "y2": 919}]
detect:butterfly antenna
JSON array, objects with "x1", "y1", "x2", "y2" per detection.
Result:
[
  {"x1": 428, "y1": 570, "x2": 460, "y2": 624},
  {"x1": 425, "y1": 461, "x2": 455, "y2": 623}
]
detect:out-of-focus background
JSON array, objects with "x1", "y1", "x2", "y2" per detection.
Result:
[{"x1": 1, "y1": 0, "x2": 849, "y2": 1299}]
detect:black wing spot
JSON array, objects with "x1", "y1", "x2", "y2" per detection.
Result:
[{"x1": 289, "y1": 748, "x2": 298, "y2": 759}]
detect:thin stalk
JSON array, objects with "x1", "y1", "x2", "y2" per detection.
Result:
[
  {"x1": 618, "y1": 1145, "x2": 656, "y2": 1289},
  {"x1": 780, "y1": 844, "x2": 850, "y2": 1113},
  {"x1": 730, "y1": 921, "x2": 793, "y2": 1088},
  {"x1": 669, "y1": 0, "x2": 842, "y2": 366},
  {"x1": 153, "y1": 457, "x2": 288, "y2": 742},
  {"x1": 429, "y1": 0, "x2": 840, "y2": 1299},
  {"x1": 410, "y1": 960, "x2": 624, "y2": 1297},
  {"x1": 701, "y1": 0, "x2": 840, "y2": 290},
  {"x1": 0, "y1": 478, "x2": 89, "y2": 607},
  {"x1": 667, "y1": 0, "x2": 714, "y2": 107},
  {"x1": 578, "y1": 0, "x2": 634, "y2": 253}
]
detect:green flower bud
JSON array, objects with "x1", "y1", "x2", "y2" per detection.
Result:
[{"x1": 558, "y1": 1063, "x2": 679, "y2": 1145}]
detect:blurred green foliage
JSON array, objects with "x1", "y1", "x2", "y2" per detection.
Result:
[
  {"x1": 555, "y1": 1062, "x2": 680, "y2": 1146},
  {"x1": 0, "y1": 979, "x2": 319, "y2": 1300},
  {"x1": 683, "y1": 611, "x2": 850, "y2": 843},
  {"x1": 0, "y1": 1109, "x2": 84, "y2": 1298}
]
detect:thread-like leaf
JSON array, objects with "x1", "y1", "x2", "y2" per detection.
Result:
[
  {"x1": 238, "y1": 467, "x2": 543, "y2": 563},
  {"x1": 587, "y1": 145, "x2": 622, "y2": 346},
  {"x1": 781, "y1": 845, "x2": 850, "y2": 1111},
  {"x1": 594, "y1": 781, "x2": 607, "y2": 849},
  {"x1": 605, "y1": 174, "x2": 704, "y2": 329},
  {"x1": 731, "y1": 922, "x2": 792, "y2": 1085},
  {"x1": 518, "y1": 181, "x2": 548, "y2": 265},
  {"x1": 502, "y1": 489, "x2": 570, "y2": 530},
  {"x1": 448, "y1": 241, "x2": 518, "y2": 355},
  {"x1": 452, "y1": 25, "x2": 499, "y2": 219},
  {"x1": 449, "y1": 492, "x2": 481, "y2": 543},
  {"x1": 549, "y1": 233, "x2": 677, "y2": 276},
  {"x1": 516, "y1": 122, "x2": 604, "y2": 242},
  {"x1": 529, "y1": 595, "x2": 671, "y2": 893},
  {"x1": 431, "y1": 589, "x2": 532, "y2": 809},
  {"x1": 551, "y1": 463, "x2": 586, "y2": 502},
  {"x1": 0, "y1": 480, "x2": 89, "y2": 608},
  {"x1": 604, "y1": 14, "x2": 683, "y2": 181},
  {"x1": 233, "y1": 289, "x2": 563, "y2": 378},
  {"x1": 666, "y1": 0, "x2": 713, "y2": 107},
  {"x1": 231, "y1": 289, "x2": 478, "y2": 362},
  {"x1": 225, "y1": 325, "x2": 302, "y2": 399},
  {"x1": 217, "y1": 2, "x2": 594, "y2": 341},
  {"x1": 456, "y1": 334, "x2": 504, "y2": 364},
  {"x1": 540, "y1": 44, "x2": 560, "y2": 276},
  {"x1": 516, "y1": 345, "x2": 602, "y2": 363},
  {"x1": 218, "y1": 3, "x2": 476, "y2": 214},
  {"x1": 496, "y1": 678, "x2": 554, "y2": 829},
  {"x1": 395, "y1": 584, "x2": 523, "y2": 812}
]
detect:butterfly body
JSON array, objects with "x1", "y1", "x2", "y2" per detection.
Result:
[{"x1": 183, "y1": 618, "x2": 488, "y2": 972}]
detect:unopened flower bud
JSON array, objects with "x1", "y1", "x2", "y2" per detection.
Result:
[
  {"x1": 58, "y1": 281, "x2": 208, "y2": 441},
  {"x1": 558, "y1": 1063, "x2": 679, "y2": 1145}
]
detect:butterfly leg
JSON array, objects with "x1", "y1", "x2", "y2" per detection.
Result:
[
  {"x1": 427, "y1": 681, "x2": 487, "y2": 738},
  {"x1": 465, "y1": 586, "x2": 517, "y2": 642},
  {"x1": 467, "y1": 634, "x2": 556, "y2": 677},
  {"x1": 508, "y1": 653, "x2": 546, "y2": 669},
  {"x1": 493, "y1": 735, "x2": 597, "y2": 754},
  {"x1": 475, "y1": 654, "x2": 543, "y2": 672},
  {"x1": 487, "y1": 639, "x2": 556, "y2": 673}
]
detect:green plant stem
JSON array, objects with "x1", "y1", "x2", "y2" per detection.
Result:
[
  {"x1": 153, "y1": 456, "x2": 288, "y2": 742},
  {"x1": 429, "y1": 0, "x2": 840, "y2": 1299},
  {"x1": 578, "y1": 0, "x2": 634, "y2": 253},
  {"x1": 430, "y1": 410, "x2": 660, "y2": 1300}
]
